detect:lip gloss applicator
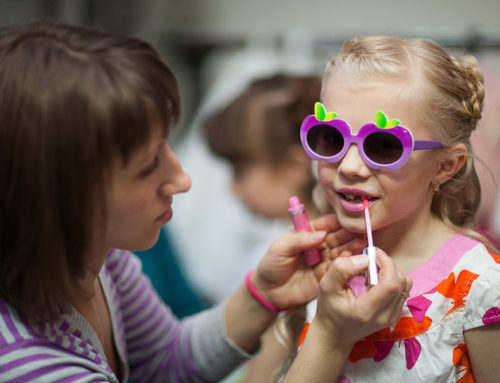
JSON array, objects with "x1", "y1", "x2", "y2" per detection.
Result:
[
  {"x1": 288, "y1": 196, "x2": 321, "y2": 266},
  {"x1": 363, "y1": 198, "x2": 379, "y2": 285}
]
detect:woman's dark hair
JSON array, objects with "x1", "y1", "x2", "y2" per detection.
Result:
[{"x1": 0, "y1": 21, "x2": 180, "y2": 321}]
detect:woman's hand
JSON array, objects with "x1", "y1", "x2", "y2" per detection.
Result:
[
  {"x1": 224, "y1": 214, "x2": 364, "y2": 354},
  {"x1": 252, "y1": 214, "x2": 365, "y2": 311},
  {"x1": 314, "y1": 249, "x2": 412, "y2": 351}
]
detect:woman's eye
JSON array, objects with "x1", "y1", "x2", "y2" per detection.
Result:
[
  {"x1": 139, "y1": 155, "x2": 161, "y2": 177},
  {"x1": 152, "y1": 155, "x2": 160, "y2": 169}
]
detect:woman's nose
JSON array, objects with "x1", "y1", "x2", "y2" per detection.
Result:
[
  {"x1": 159, "y1": 149, "x2": 192, "y2": 196},
  {"x1": 337, "y1": 144, "x2": 371, "y2": 179}
]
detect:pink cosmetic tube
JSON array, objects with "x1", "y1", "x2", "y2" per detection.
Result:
[{"x1": 288, "y1": 196, "x2": 321, "y2": 266}]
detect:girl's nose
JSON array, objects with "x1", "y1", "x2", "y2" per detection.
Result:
[{"x1": 337, "y1": 144, "x2": 371, "y2": 179}]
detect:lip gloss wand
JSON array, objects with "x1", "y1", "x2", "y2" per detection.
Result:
[{"x1": 363, "y1": 198, "x2": 379, "y2": 285}]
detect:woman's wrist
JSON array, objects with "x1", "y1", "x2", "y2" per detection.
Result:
[
  {"x1": 224, "y1": 279, "x2": 279, "y2": 353},
  {"x1": 245, "y1": 271, "x2": 283, "y2": 313}
]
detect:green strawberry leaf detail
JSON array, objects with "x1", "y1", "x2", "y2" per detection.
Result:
[
  {"x1": 314, "y1": 102, "x2": 337, "y2": 121},
  {"x1": 386, "y1": 119, "x2": 401, "y2": 128},
  {"x1": 315, "y1": 102, "x2": 326, "y2": 121},
  {"x1": 324, "y1": 111, "x2": 337, "y2": 121},
  {"x1": 375, "y1": 110, "x2": 387, "y2": 128}
]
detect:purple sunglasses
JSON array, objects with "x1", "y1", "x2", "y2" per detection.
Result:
[{"x1": 300, "y1": 104, "x2": 444, "y2": 171}]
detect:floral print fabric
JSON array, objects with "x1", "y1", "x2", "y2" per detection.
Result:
[{"x1": 301, "y1": 234, "x2": 500, "y2": 382}]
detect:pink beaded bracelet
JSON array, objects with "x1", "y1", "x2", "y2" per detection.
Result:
[{"x1": 245, "y1": 271, "x2": 282, "y2": 313}]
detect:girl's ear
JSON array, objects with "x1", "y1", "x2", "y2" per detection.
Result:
[{"x1": 434, "y1": 143, "x2": 468, "y2": 185}]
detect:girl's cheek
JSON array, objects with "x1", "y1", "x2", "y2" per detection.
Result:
[{"x1": 317, "y1": 164, "x2": 335, "y2": 187}]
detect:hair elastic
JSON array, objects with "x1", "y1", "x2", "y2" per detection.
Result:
[{"x1": 245, "y1": 271, "x2": 282, "y2": 313}]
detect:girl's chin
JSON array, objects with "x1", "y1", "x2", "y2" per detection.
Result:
[{"x1": 336, "y1": 214, "x2": 366, "y2": 234}]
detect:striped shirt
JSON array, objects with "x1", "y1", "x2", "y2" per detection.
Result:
[{"x1": 0, "y1": 249, "x2": 251, "y2": 382}]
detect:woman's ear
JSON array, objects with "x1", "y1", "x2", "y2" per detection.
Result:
[{"x1": 434, "y1": 143, "x2": 468, "y2": 185}]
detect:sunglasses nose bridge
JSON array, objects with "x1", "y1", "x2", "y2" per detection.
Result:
[
  {"x1": 336, "y1": 147, "x2": 372, "y2": 179},
  {"x1": 337, "y1": 137, "x2": 372, "y2": 175}
]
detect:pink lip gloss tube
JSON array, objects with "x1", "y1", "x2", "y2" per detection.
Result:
[{"x1": 288, "y1": 196, "x2": 321, "y2": 266}]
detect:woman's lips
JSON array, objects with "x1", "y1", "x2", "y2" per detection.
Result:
[{"x1": 156, "y1": 206, "x2": 173, "y2": 223}]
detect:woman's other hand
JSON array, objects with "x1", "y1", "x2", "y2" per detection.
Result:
[{"x1": 253, "y1": 214, "x2": 365, "y2": 311}]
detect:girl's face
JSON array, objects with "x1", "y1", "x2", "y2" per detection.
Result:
[
  {"x1": 318, "y1": 77, "x2": 440, "y2": 236},
  {"x1": 103, "y1": 128, "x2": 191, "y2": 251}
]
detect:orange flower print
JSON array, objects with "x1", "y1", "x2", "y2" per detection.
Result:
[
  {"x1": 453, "y1": 344, "x2": 474, "y2": 382},
  {"x1": 349, "y1": 339, "x2": 378, "y2": 362},
  {"x1": 490, "y1": 252, "x2": 500, "y2": 264},
  {"x1": 436, "y1": 270, "x2": 479, "y2": 314},
  {"x1": 349, "y1": 316, "x2": 432, "y2": 369},
  {"x1": 297, "y1": 322, "x2": 310, "y2": 349}
]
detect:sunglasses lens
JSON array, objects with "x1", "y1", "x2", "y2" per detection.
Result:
[
  {"x1": 363, "y1": 132, "x2": 403, "y2": 164},
  {"x1": 307, "y1": 125, "x2": 344, "y2": 157}
]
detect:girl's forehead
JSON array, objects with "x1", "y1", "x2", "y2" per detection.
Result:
[{"x1": 322, "y1": 78, "x2": 421, "y2": 133}]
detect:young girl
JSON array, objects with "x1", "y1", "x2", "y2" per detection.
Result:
[
  {"x1": 285, "y1": 36, "x2": 500, "y2": 382},
  {"x1": 0, "y1": 21, "x2": 409, "y2": 383}
]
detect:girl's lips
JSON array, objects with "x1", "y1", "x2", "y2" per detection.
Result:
[
  {"x1": 336, "y1": 189, "x2": 377, "y2": 213},
  {"x1": 339, "y1": 197, "x2": 365, "y2": 213}
]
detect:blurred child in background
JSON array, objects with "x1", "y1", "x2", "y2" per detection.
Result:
[
  {"x1": 203, "y1": 73, "x2": 322, "y2": 293},
  {"x1": 204, "y1": 73, "x2": 334, "y2": 382}
]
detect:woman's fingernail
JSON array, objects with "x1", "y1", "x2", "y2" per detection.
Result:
[
  {"x1": 311, "y1": 231, "x2": 326, "y2": 241},
  {"x1": 351, "y1": 254, "x2": 369, "y2": 267}
]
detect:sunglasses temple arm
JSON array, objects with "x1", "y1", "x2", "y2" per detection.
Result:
[{"x1": 414, "y1": 140, "x2": 444, "y2": 150}]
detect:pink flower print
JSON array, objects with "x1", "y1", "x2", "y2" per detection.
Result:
[
  {"x1": 482, "y1": 307, "x2": 500, "y2": 325},
  {"x1": 403, "y1": 338, "x2": 422, "y2": 369},
  {"x1": 337, "y1": 376, "x2": 351, "y2": 383},
  {"x1": 349, "y1": 316, "x2": 431, "y2": 369},
  {"x1": 373, "y1": 340, "x2": 394, "y2": 362},
  {"x1": 407, "y1": 296, "x2": 432, "y2": 322}
]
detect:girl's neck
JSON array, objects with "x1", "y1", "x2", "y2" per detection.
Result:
[{"x1": 374, "y1": 212, "x2": 457, "y2": 274}]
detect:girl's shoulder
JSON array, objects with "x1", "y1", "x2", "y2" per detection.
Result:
[
  {"x1": 451, "y1": 235, "x2": 499, "y2": 272},
  {"x1": 407, "y1": 233, "x2": 495, "y2": 297},
  {"x1": 407, "y1": 236, "x2": 500, "y2": 333},
  {"x1": 459, "y1": 242, "x2": 500, "y2": 330}
]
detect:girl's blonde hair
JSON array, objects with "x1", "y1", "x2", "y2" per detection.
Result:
[{"x1": 322, "y1": 36, "x2": 486, "y2": 235}]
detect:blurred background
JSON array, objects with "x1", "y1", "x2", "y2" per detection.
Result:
[
  {"x1": 2, "y1": 2, "x2": 499, "y2": 381},
  {"x1": 2, "y1": 0, "x2": 499, "y2": 312}
]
